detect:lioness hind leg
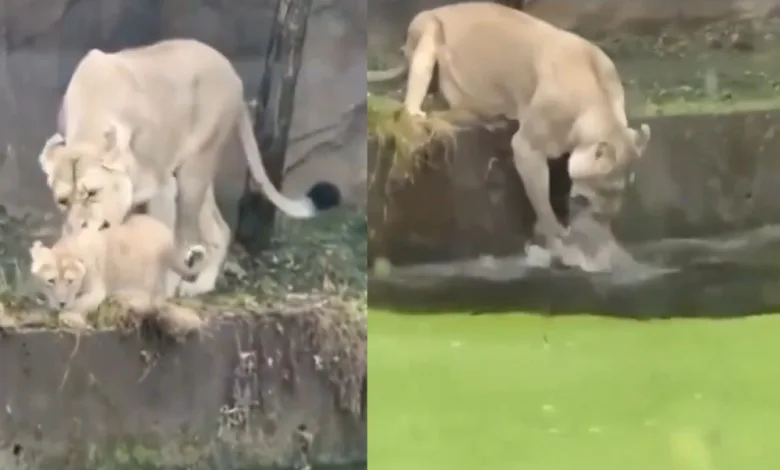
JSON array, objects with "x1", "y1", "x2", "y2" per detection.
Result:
[
  {"x1": 173, "y1": 96, "x2": 235, "y2": 253},
  {"x1": 177, "y1": 186, "x2": 231, "y2": 297},
  {"x1": 174, "y1": 167, "x2": 210, "y2": 249},
  {"x1": 403, "y1": 21, "x2": 439, "y2": 118}
]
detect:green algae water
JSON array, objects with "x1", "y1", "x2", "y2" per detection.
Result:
[
  {"x1": 369, "y1": 310, "x2": 780, "y2": 470},
  {"x1": 367, "y1": 225, "x2": 780, "y2": 470}
]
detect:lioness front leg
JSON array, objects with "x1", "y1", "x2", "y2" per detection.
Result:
[
  {"x1": 176, "y1": 186, "x2": 231, "y2": 298},
  {"x1": 403, "y1": 22, "x2": 439, "y2": 118},
  {"x1": 510, "y1": 130, "x2": 568, "y2": 247},
  {"x1": 172, "y1": 164, "x2": 210, "y2": 261}
]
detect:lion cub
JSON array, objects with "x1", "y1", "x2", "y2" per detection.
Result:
[{"x1": 29, "y1": 214, "x2": 206, "y2": 322}]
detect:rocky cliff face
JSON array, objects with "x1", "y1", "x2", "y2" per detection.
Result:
[{"x1": 0, "y1": 0, "x2": 367, "y2": 238}]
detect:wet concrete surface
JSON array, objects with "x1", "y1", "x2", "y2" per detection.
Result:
[{"x1": 369, "y1": 224, "x2": 780, "y2": 318}]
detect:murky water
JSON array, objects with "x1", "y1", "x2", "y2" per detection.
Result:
[
  {"x1": 369, "y1": 225, "x2": 780, "y2": 318},
  {"x1": 40, "y1": 463, "x2": 366, "y2": 470}
]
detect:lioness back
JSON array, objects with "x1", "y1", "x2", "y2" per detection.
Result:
[
  {"x1": 63, "y1": 38, "x2": 245, "y2": 170},
  {"x1": 413, "y1": 2, "x2": 616, "y2": 119}
]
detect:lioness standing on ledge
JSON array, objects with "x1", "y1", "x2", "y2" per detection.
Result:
[
  {"x1": 368, "y1": 2, "x2": 651, "y2": 270},
  {"x1": 38, "y1": 39, "x2": 341, "y2": 297}
]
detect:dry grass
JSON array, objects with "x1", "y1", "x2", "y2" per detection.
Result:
[{"x1": 367, "y1": 94, "x2": 457, "y2": 184}]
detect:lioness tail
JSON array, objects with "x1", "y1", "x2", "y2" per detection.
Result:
[{"x1": 237, "y1": 107, "x2": 318, "y2": 219}]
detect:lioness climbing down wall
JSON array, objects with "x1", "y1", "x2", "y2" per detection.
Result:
[
  {"x1": 37, "y1": 39, "x2": 342, "y2": 297},
  {"x1": 368, "y1": 2, "x2": 651, "y2": 272}
]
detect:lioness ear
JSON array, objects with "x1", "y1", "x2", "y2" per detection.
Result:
[
  {"x1": 75, "y1": 258, "x2": 87, "y2": 276},
  {"x1": 103, "y1": 119, "x2": 133, "y2": 153},
  {"x1": 101, "y1": 120, "x2": 133, "y2": 171},
  {"x1": 630, "y1": 123, "x2": 652, "y2": 156},
  {"x1": 29, "y1": 240, "x2": 50, "y2": 272},
  {"x1": 38, "y1": 133, "x2": 66, "y2": 177}
]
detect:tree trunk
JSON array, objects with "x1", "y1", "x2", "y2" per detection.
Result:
[{"x1": 235, "y1": 0, "x2": 312, "y2": 255}]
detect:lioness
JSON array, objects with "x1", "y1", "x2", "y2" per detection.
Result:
[
  {"x1": 38, "y1": 38, "x2": 341, "y2": 296},
  {"x1": 29, "y1": 214, "x2": 207, "y2": 323},
  {"x1": 368, "y1": 2, "x2": 651, "y2": 270}
]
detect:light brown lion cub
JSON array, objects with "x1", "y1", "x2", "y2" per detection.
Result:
[
  {"x1": 368, "y1": 2, "x2": 651, "y2": 271},
  {"x1": 29, "y1": 214, "x2": 207, "y2": 323}
]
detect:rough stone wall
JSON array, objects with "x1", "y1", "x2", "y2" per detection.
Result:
[
  {"x1": 369, "y1": 110, "x2": 780, "y2": 266},
  {"x1": 0, "y1": 0, "x2": 366, "y2": 240}
]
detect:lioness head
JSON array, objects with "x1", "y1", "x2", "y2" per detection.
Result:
[
  {"x1": 568, "y1": 123, "x2": 651, "y2": 181},
  {"x1": 29, "y1": 240, "x2": 88, "y2": 310},
  {"x1": 38, "y1": 121, "x2": 136, "y2": 233}
]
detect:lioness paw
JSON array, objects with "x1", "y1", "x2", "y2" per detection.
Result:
[
  {"x1": 185, "y1": 245, "x2": 207, "y2": 269},
  {"x1": 406, "y1": 108, "x2": 427, "y2": 119}
]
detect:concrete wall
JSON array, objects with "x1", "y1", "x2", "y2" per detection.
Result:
[{"x1": 0, "y1": 306, "x2": 367, "y2": 468}]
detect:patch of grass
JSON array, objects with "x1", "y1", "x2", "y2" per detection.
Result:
[
  {"x1": 369, "y1": 310, "x2": 780, "y2": 470},
  {"x1": 221, "y1": 207, "x2": 367, "y2": 301},
  {"x1": 367, "y1": 94, "x2": 455, "y2": 183}
]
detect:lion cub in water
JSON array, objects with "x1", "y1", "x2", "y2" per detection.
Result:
[{"x1": 29, "y1": 214, "x2": 206, "y2": 323}]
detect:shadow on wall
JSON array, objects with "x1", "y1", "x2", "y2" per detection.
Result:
[{"x1": 0, "y1": 0, "x2": 366, "y2": 241}]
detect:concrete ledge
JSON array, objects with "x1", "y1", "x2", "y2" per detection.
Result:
[{"x1": 0, "y1": 298, "x2": 366, "y2": 469}]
